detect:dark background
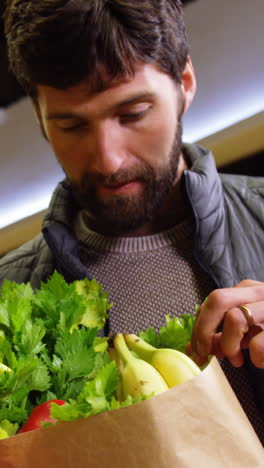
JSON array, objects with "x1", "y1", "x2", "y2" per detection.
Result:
[{"x1": 218, "y1": 150, "x2": 263, "y2": 177}]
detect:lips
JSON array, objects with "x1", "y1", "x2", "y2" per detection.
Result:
[{"x1": 98, "y1": 180, "x2": 142, "y2": 196}]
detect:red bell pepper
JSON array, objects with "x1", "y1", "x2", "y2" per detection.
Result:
[{"x1": 18, "y1": 400, "x2": 66, "y2": 433}]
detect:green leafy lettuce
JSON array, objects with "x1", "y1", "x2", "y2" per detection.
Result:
[
  {"x1": 139, "y1": 314, "x2": 196, "y2": 353},
  {"x1": 0, "y1": 272, "x2": 197, "y2": 435},
  {"x1": 0, "y1": 271, "x2": 114, "y2": 433}
]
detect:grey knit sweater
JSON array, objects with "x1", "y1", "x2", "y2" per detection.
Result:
[{"x1": 74, "y1": 210, "x2": 264, "y2": 444}]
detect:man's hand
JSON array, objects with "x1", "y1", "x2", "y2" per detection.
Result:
[{"x1": 188, "y1": 280, "x2": 264, "y2": 368}]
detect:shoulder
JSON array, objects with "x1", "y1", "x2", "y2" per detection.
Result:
[
  {"x1": 220, "y1": 172, "x2": 264, "y2": 211},
  {"x1": 220, "y1": 172, "x2": 264, "y2": 193},
  {"x1": 0, "y1": 233, "x2": 54, "y2": 288}
]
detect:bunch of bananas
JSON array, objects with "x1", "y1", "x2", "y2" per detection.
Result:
[{"x1": 109, "y1": 333, "x2": 201, "y2": 401}]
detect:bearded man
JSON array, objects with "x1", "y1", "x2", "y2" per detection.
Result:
[{"x1": 1, "y1": 0, "x2": 264, "y2": 444}]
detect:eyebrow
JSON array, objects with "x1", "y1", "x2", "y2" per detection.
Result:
[{"x1": 46, "y1": 91, "x2": 156, "y2": 121}]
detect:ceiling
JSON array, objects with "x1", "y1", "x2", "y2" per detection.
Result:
[{"x1": 0, "y1": 0, "x2": 263, "y2": 231}]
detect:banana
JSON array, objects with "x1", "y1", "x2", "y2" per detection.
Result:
[
  {"x1": 108, "y1": 346, "x2": 125, "y2": 401},
  {"x1": 124, "y1": 334, "x2": 201, "y2": 388},
  {"x1": 113, "y1": 334, "x2": 168, "y2": 400}
]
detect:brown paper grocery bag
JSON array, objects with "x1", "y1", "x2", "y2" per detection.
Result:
[{"x1": 0, "y1": 357, "x2": 263, "y2": 468}]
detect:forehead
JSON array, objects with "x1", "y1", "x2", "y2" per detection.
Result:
[{"x1": 37, "y1": 64, "x2": 177, "y2": 113}]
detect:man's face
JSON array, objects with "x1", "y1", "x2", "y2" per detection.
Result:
[{"x1": 37, "y1": 63, "x2": 195, "y2": 235}]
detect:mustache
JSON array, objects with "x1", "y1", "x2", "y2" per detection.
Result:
[{"x1": 76, "y1": 164, "x2": 154, "y2": 190}]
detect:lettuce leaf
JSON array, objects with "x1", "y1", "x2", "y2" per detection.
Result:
[
  {"x1": 139, "y1": 314, "x2": 196, "y2": 353},
  {"x1": 50, "y1": 361, "x2": 119, "y2": 421},
  {"x1": 0, "y1": 420, "x2": 19, "y2": 439},
  {"x1": 50, "y1": 361, "x2": 149, "y2": 423},
  {"x1": 0, "y1": 271, "x2": 197, "y2": 437},
  {"x1": 75, "y1": 278, "x2": 112, "y2": 329},
  {"x1": 0, "y1": 271, "x2": 114, "y2": 433}
]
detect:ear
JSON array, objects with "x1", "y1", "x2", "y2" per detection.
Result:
[{"x1": 180, "y1": 56, "x2": 197, "y2": 113}]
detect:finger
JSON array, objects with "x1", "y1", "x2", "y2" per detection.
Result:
[
  {"x1": 189, "y1": 332, "x2": 224, "y2": 366},
  {"x1": 220, "y1": 302, "x2": 264, "y2": 366},
  {"x1": 191, "y1": 285, "x2": 264, "y2": 359},
  {"x1": 208, "y1": 332, "x2": 225, "y2": 359},
  {"x1": 185, "y1": 343, "x2": 192, "y2": 356},
  {"x1": 220, "y1": 307, "x2": 248, "y2": 367},
  {"x1": 186, "y1": 343, "x2": 208, "y2": 366},
  {"x1": 249, "y1": 330, "x2": 264, "y2": 368},
  {"x1": 239, "y1": 301, "x2": 264, "y2": 329},
  {"x1": 196, "y1": 301, "x2": 264, "y2": 366},
  {"x1": 240, "y1": 325, "x2": 264, "y2": 348}
]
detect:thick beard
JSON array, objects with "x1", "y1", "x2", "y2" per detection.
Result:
[{"x1": 70, "y1": 118, "x2": 183, "y2": 236}]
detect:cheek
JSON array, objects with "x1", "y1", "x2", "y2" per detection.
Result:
[
  {"x1": 47, "y1": 130, "x2": 87, "y2": 180},
  {"x1": 133, "y1": 113, "x2": 177, "y2": 169}
]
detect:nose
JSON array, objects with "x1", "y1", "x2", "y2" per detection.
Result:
[{"x1": 89, "y1": 121, "x2": 127, "y2": 176}]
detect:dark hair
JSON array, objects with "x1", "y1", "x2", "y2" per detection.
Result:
[{"x1": 4, "y1": 0, "x2": 189, "y2": 99}]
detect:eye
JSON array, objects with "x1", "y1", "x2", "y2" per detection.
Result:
[
  {"x1": 59, "y1": 123, "x2": 83, "y2": 132},
  {"x1": 120, "y1": 108, "x2": 149, "y2": 123},
  {"x1": 56, "y1": 119, "x2": 87, "y2": 132}
]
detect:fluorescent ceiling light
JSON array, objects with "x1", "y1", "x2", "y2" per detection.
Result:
[
  {"x1": 183, "y1": 102, "x2": 264, "y2": 143},
  {"x1": 0, "y1": 194, "x2": 52, "y2": 229},
  {"x1": 1, "y1": 105, "x2": 263, "y2": 230}
]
